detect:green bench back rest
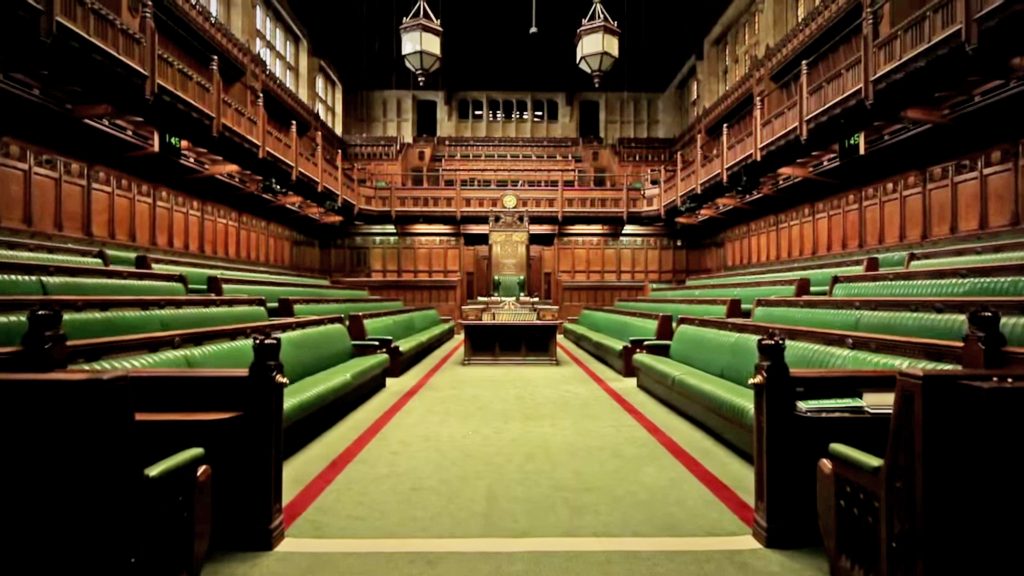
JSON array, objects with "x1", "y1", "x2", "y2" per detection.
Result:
[
  {"x1": 291, "y1": 300, "x2": 404, "y2": 317},
  {"x1": 0, "y1": 315, "x2": 29, "y2": 346},
  {"x1": 155, "y1": 264, "x2": 330, "y2": 290},
  {"x1": 102, "y1": 249, "x2": 138, "y2": 267},
  {"x1": 653, "y1": 285, "x2": 798, "y2": 306},
  {"x1": 832, "y1": 277, "x2": 1024, "y2": 298},
  {"x1": 877, "y1": 251, "x2": 909, "y2": 269},
  {"x1": 614, "y1": 301, "x2": 729, "y2": 322},
  {"x1": 752, "y1": 307, "x2": 862, "y2": 332},
  {"x1": 669, "y1": 325, "x2": 958, "y2": 387},
  {"x1": 409, "y1": 309, "x2": 443, "y2": 333},
  {"x1": 220, "y1": 284, "x2": 369, "y2": 303},
  {"x1": 1002, "y1": 316, "x2": 1024, "y2": 347},
  {"x1": 0, "y1": 249, "x2": 104, "y2": 268},
  {"x1": 40, "y1": 277, "x2": 187, "y2": 297},
  {"x1": 685, "y1": 266, "x2": 861, "y2": 290},
  {"x1": 75, "y1": 324, "x2": 354, "y2": 382},
  {"x1": 909, "y1": 250, "x2": 1024, "y2": 270},
  {"x1": 364, "y1": 313, "x2": 419, "y2": 342},
  {"x1": 278, "y1": 324, "x2": 353, "y2": 382},
  {"x1": 578, "y1": 309, "x2": 658, "y2": 343},
  {"x1": 0, "y1": 274, "x2": 45, "y2": 296}
]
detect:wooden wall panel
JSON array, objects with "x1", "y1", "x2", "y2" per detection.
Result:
[
  {"x1": 710, "y1": 142, "x2": 1024, "y2": 269},
  {"x1": 0, "y1": 137, "x2": 316, "y2": 268}
]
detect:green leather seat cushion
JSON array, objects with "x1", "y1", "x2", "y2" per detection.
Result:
[
  {"x1": 0, "y1": 248, "x2": 103, "y2": 268},
  {"x1": 670, "y1": 365, "x2": 755, "y2": 429},
  {"x1": 576, "y1": 309, "x2": 657, "y2": 343},
  {"x1": 155, "y1": 264, "x2": 331, "y2": 290},
  {"x1": 292, "y1": 301, "x2": 403, "y2": 317},
  {"x1": 283, "y1": 354, "x2": 389, "y2": 427},
  {"x1": 832, "y1": 277, "x2": 1024, "y2": 298},
  {"x1": 652, "y1": 284, "x2": 799, "y2": 306},
  {"x1": 0, "y1": 275, "x2": 45, "y2": 296},
  {"x1": 684, "y1": 266, "x2": 861, "y2": 290},
  {"x1": 102, "y1": 249, "x2": 138, "y2": 267}
]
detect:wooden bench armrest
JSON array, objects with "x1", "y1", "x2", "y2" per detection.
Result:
[
  {"x1": 629, "y1": 337, "x2": 655, "y2": 348},
  {"x1": 567, "y1": 316, "x2": 579, "y2": 323},
  {"x1": 352, "y1": 341, "x2": 386, "y2": 356},
  {"x1": 642, "y1": 340, "x2": 672, "y2": 357}
]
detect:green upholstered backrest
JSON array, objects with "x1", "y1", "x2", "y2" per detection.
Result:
[
  {"x1": 75, "y1": 324, "x2": 354, "y2": 383},
  {"x1": 364, "y1": 313, "x2": 417, "y2": 342},
  {"x1": 652, "y1": 284, "x2": 799, "y2": 306},
  {"x1": 909, "y1": 250, "x2": 1024, "y2": 270},
  {"x1": 41, "y1": 277, "x2": 188, "y2": 297},
  {"x1": 409, "y1": 309, "x2": 443, "y2": 332},
  {"x1": 0, "y1": 249, "x2": 104, "y2": 268},
  {"x1": 0, "y1": 314, "x2": 30, "y2": 346},
  {"x1": 153, "y1": 306, "x2": 269, "y2": 332},
  {"x1": 832, "y1": 277, "x2": 1024, "y2": 298},
  {"x1": 1003, "y1": 316, "x2": 1024, "y2": 347},
  {"x1": 669, "y1": 324, "x2": 958, "y2": 387},
  {"x1": 291, "y1": 300, "x2": 404, "y2": 318},
  {"x1": 0, "y1": 274, "x2": 45, "y2": 295},
  {"x1": 684, "y1": 266, "x2": 861, "y2": 289},
  {"x1": 877, "y1": 251, "x2": 909, "y2": 269},
  {"x1": 577, "y1": 309, "x2": 658, "y2": 343},
  {"x1": 279, "y1": 324, "x2": 353, "y2": 382},
  {"x1": 154, "y1": 264, "x2": 330, "y2": 291},
  {"x1": 220, "y1": 283, "x2": 368, "y2": 303},
  {"x1": 614, "y1": 300, "x2": 729, "y2": 323},
  {"x1": 494, "y1": 275, "x2": 524, "y2": 298},
  {"x1": 752, "y1": 307, "x2": 862, "y2": 332},
  {"x1": 101, "y1": 249, "x2": 138, "y2": 267}
]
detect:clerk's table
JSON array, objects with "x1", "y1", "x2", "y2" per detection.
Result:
[{"x1": 458, "y1": 300, "x2": 561, "y2": 365}]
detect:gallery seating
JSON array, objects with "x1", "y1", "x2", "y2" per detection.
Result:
[
  {"x1": 816, "y1": 369, "x2": 1024, "y2": 575},
  {"x1": 904, "y1": 238, "x2": 1024, "y2": 269},
  {"x1": 563, "y1": 307, "x2": 673, "y2": 376},
  {"x1": 347, "y1": 306, "x2": 456, "y2": 376}
]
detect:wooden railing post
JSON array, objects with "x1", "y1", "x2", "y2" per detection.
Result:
[
  {"x1": 257, "y1": 92, "x2": 266, "y2": 159},
  {"x1": 40, "y1": 0, "x2": 55, "y2": 40},
  {"x1": 455, "y1": 175, "x2": 462, "y2": 221},
  {"x1": 961, "y1": 0, "x2": 977, "y2": 49},
  {"x1": 676, "y1": 150, "x2": 682, "y2": 206},
  {"x1": 622, "y1": 180, "x2": 628, "y2": 222},
  {"x1": 659, "y1": 165, "x2": 666, "y2": 218},
  {"x1": 862, "y1": 3, "x2": 875, "y2": 104},
  {"x1": 141, "y1": 0, "x2": 156, "y2": 100},
  {"x1": 754, "y1": 95, "x2": 763, "y2": 161},
  {"x1": 211, "y1": 56, "x2": 222, "y2": 136},
  {"x1": 799, "y1": 60, "x2": 809, "y2": 142},
  {"x1": 558, "y1": 175, "x2": 564, "y2": 222},
  {"x1": 721, "y1": 123, "x2": 729, "y2": 185},
  {"x1": 315, "y1": 130, "x2": 323, "y2": 191},
  {"x1": 695, "y1": 132, "x2": 703, "y2": 194},
  {"x1": 289, "y1": 121, "x2": 298, "y2": 181}
]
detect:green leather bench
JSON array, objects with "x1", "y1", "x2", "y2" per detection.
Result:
[
  {"x1": 0, "y1": 303, "x2": 269, "y2": 347},
  {"x1": 751, "y1": 298, "x2": 1024, "y2": 346},
  {"x1": 0, "y1": 275, "x2": 188, "y2": 297},
  {"x1": 563, "y1": 307, "x2": 673, "y2": 376},
  {"x1": 649, "y1": 279, "x2": 810, "y2": 314},
  {"x1": 100, "y1": 248, "x2": 140, "y2": 267},
  {"x1": 907, "y1": 249, "x2": 1024, "y2": 270},
  {"x1": 830, "y1": 266, "x2": 1024, "y2": 298},
  {"x1": 76, "y1": 323, "x2": 389, "y2": 431},
  {"x1": 684, "y1": 264, "x2": 872, "y2": 296},
  {"x1": 0, "y1": 248, "x2": 105, "y2": 268},
  {"x1": 348, "y1": 307, "x2": 455, "y2": 376},
  {"x1": 150, "y1": 263, "x2": 331, "y2": 293},
  {"x1": 277, "y1": 297, "x2": 404, "y2": 318},
  {"x1": 208, "y1": 276, "x2": 370, "y2": 311},
  {"x1": 614, "y1": 298, "x2": 741, "y2": 323},
  {"x1": 635, "y1": 324, "x2": 956, "y2": 456}
]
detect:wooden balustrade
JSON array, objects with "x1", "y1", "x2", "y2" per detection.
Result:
[
  {"x1": 56, "y1": 0, "x2": 145, "y2": 69},
  {"x1": 265, "y1": 127, "x2": 293, "y2": 165},
  {"x1": 156, "y1": 51, "x2": 214, "y2": 113},
  {"x1": 807, "y1": 54, "x2": 863, "y2": 118},
  {"x1": 874, "y1": 0, "x2": 962, "y2": 76}
]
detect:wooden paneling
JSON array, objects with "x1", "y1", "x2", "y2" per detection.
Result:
[
  {"x1": 717, "y1": 142, "x2": 1023, "y2": 267},
  {"x1": 334, "y1": 278, "x2": 462, "y2": 321},
  {"x1": 557, "y1": 281, "x2": 647, "y2": 320},
  {"x1": 555, "y1": 237, "x2": 681, "y2": 283},
  {"x1": 0, "y1": 137, "x2": 314, "y2": 267}
]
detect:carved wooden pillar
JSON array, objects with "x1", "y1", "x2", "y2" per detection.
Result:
[
  {"x1": 315, "y1": 130, "x2": 323, "y2": 191},
  {"x1": 754, "y1": 95, "x2": 763, "y2": 161},
  {"x1": 676, "y1": 150, "x2": 682, "y2": 206},
  {"x1": 289, "y1": 121, "x2": 298, "y2": 181},
  {"x1": 862, "y1": 3, "x2": 875, "y2": 104},
  {"x1": 721, "y1": 123, "x2": 729, "y2": 185},
  {"x1": 211, "y1": 56, "x2": 222, "y2": 136},
  {"x1": 798, "y1": 59, "x2": 809, "y2": 142},
  {"x1": 695, "y1": 131, "x2": 703, "y2": 194},
  {"x1": 141, "y1": 0, "x2": 156, "y2": 99},
  {"x1": 257, "y1": 92, "x2": 267, "y2": 159},
  {"x1": 659, "y1": 165, "x2": 666, "y2": 218}
]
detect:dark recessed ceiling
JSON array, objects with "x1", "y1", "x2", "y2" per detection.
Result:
[{"x1": 284, "y1": 0, "x2": 730, "y2": 93}]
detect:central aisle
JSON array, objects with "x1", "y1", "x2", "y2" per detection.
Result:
[
  {"x1": 207, "y1": 338, "x2": 828, "y2": 575},
  {"x1": 288, "y1": 341, "x2": 747, "y2": 539}
]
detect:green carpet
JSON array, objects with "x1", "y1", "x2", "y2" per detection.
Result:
[{"x1": 205, "y1": 338, "x2": 828, "y2": 575}]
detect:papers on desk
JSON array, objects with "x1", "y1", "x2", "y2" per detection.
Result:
[{"x1": 795, "y1": 397, "x2": 866, "y2": 413}]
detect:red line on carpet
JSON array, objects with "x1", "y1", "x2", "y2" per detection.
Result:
[
  {"x1": 283, "y1": 340, "x2": 465, "y2": 529},
  {"x1": 557, "y1": 342, "x2": 755, "y2": 529}
]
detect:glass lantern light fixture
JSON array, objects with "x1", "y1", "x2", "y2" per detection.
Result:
[
  {"x1": 576, "y1": 0, "x2": 620, "y2": 88},
  {"x1": 399, "y1": 0, "x2": 443, "y2": 87}
]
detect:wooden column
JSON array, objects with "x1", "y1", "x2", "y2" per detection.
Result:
[
  {"x1": 962, "y1": 0, "x2": 978, "y2": 48},
  {"x1": 257, "y1": 93, "x2": 267, "y2": 159},
  {"x1": 862, "y1": 4, "x2": 875, "y2": 104},
  {"x1": 799, "y1": 60, "x2": 809, "y2": 142},
  {"x1": 141, "y1": 0, "x2": 156, "y2": 100},
  {"x1": 289, "y1": 121, "x2": 298, "y2": 182},
  {"x1": 315, "y1": 130, "x2": 323, "y2": 191},
  {"x1": 695, "y1": 132, "x2": 703, "y2": 194},
  {"x1": 721, "y1": 123, "x2": 729, "y2": 185},
  {"x1": 754, "y1": 95, "x2": 763, "y2": 161},
  {"x1": 211, "y1": 56, "x2": 222, "y2": 136}
]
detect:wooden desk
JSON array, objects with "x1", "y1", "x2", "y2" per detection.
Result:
[{"x1": 459, "y1": 320, "x2": 561, "y2": 365}]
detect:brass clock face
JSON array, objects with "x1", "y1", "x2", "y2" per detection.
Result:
[{"x1": 501, "y1": 194, "x2": 518, "y2": 209}]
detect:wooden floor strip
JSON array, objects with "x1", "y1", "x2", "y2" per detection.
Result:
[{"x1": 276, "y1": 535, "x2": 762, "y2": 553}]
